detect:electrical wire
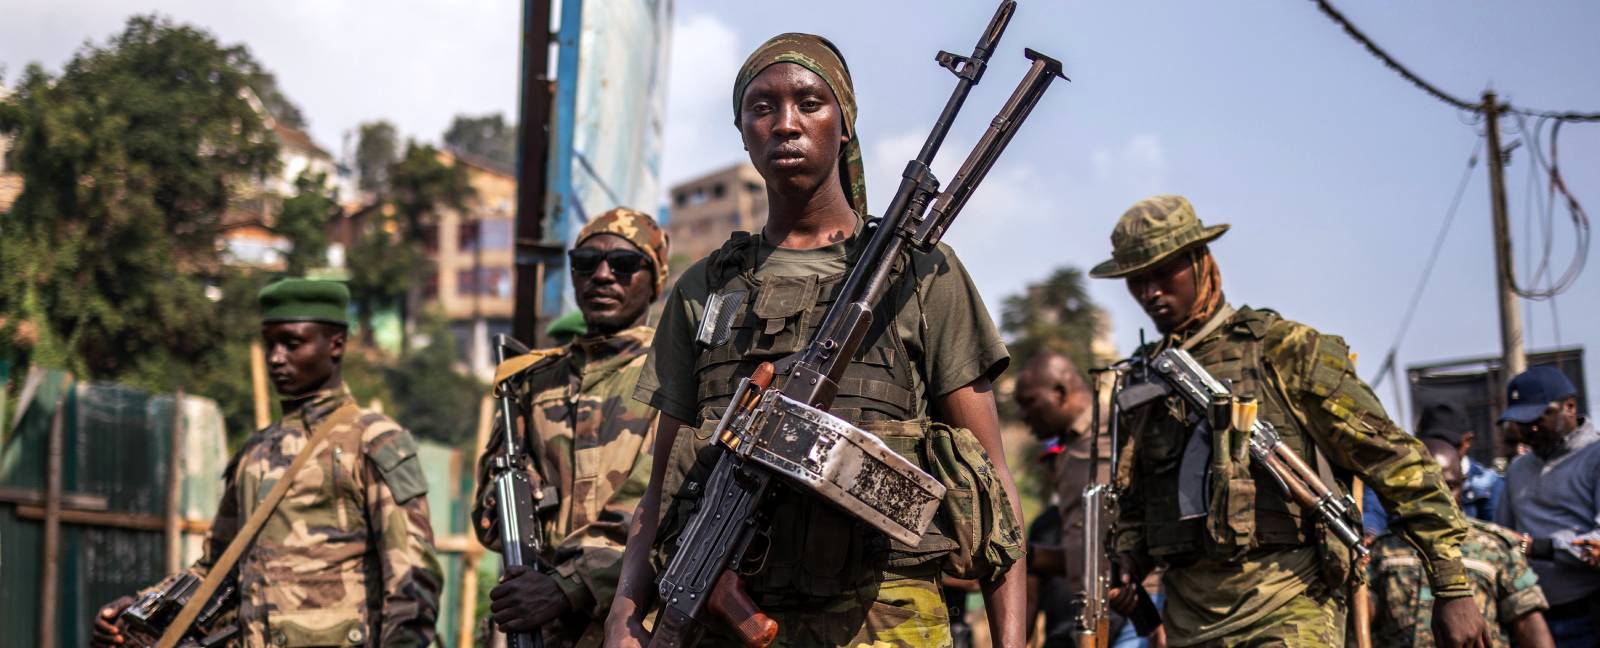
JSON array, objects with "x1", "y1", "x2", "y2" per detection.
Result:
[
  {"x1": 1310, "y1": 0, "x2": 1600, "y2": 122},
  {"x1": 1505, "y1": 114, "x2": 1591, "y2": 300},
  {"x1": 1370, "y1": 137, "x2": 1483, "y2": 389}
]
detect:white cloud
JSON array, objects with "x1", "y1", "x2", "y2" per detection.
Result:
[
  {"x1": 658, "y1": 12, "x2": 745, "y2": 190},
  {"x1": 1090, "y1": 132, "x2": 1168, "y2": 196}
]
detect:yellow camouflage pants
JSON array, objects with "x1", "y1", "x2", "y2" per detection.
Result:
[
  {"x1": 1183, "y1": 589, "x2": 1345, "y2": 648},
  {"x1": 701, "y1": 570, "x2": 952, "y2": 648}
]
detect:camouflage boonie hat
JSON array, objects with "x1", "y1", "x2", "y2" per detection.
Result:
[
  {"x1": 576, "y1": 207, "x2": 670, "y2": 297},
  {"x1": 1089, "y1": 195, "x2": 1230, "y2": 278}
]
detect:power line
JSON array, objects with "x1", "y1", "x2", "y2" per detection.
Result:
[
  {"x1": 1370, "y1": 137, "x2": 1483, "y2": 389},
  {"x1": 1311, "y1": 0, "x2": 1600, "y2": 122}
]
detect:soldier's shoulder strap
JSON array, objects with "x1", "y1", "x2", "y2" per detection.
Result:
[
  {"x1": 705, "y1": 231, "x2": 756, "y2": 286},
  {"x1": 492, "y1": 346, "x2": 569, "y2": 390}
]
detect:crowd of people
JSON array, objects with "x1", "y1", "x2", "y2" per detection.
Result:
[{"x1": 81, "y1": 29, "x2": 1598, "y2": 648}]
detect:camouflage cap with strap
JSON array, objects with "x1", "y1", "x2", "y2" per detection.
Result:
[
  {"x1": 1089, "y1": 195, "x2": 1230, "y2": 278},
  {"x1": 733, "y1": 32, "x2": 868, "y2": 216}
]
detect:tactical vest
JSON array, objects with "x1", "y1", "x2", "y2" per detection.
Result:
[
  {"x1": 663, "y1": 230, "x2": 947, "y2": 601},
  {"x1": 1122, "y1": 307, "x2": 1323, "y2": 561}
]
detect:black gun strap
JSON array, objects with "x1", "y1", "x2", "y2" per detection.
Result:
[{"x1": 156, "y1": 404, "x2": 356, "y2": 648}]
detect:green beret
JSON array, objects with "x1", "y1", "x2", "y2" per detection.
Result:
[{"x1": 259, "y1": 278, "x2": 350, "y2": 325}]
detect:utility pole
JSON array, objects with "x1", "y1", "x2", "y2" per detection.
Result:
[
  {"x1": 512, "y1": 0, "x2": 555, "y2": 345},
  {"x1": 1483, "y1": 90, "x2": 1527, "y2": 383}
]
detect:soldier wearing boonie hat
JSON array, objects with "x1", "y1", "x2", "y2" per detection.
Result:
[
  {"x1": 1094, "y1": 196, "x2": 1491, "y2": 647},
  {"x1": 90, "y1": 278, "x2": 442, "y2": 648}
]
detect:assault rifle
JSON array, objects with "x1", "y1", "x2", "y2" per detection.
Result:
[
  {"x1": 1076, "y1": 367, "x2": 1160, "y2": 648},
  {"x1": 650, "y1": 3, "x2": 1067, "y2": 646},
  {"x1": 489, "y1": 333, "x2": 551, "y2": 648},
  {"x1": 119, "y1": 571, "x2": 240, "y2": 648},
  {"x1": 1118, "y1": 348, "x2": 1368, "y2": 558}
]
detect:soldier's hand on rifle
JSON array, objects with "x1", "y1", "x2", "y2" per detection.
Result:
[
  {"x1": 1433, "y1": 596, "x2": 1492, "y2": 648},
  {"x1": 490, "y1": 565, "x2": 570, "y2": 634},
  {"x1": 478, "y1": 492, "x2": 505, "y2": 552},
  {"x1": 90, "y1": 595, "x2": 135, "y2": 647},
  {"x1": 1106, "y1": 552, "x2": 1142, "y2": 616}
]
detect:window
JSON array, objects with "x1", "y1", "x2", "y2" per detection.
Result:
[
  {"x1": 712, "y1": 183, "x2": 726, "y2": 199},
  {"x1": 675, "y1": 191, "x2": 688, "y2": 208},
  {"x1": 459, "y1": 219, "x2": 512, "y2": 253},
  {"x1": 458, "y1": 268, "x2": 513, "y2": 298}
]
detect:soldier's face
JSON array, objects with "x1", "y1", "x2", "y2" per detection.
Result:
[
  {"x1": 1015, "y1": 375, "x2": 1070, "y2": 438},
  {"x1": 1125, "y1": 254, "x2": 1198, "y2": 334},
  {"x1": 262, "y1": 322, "x2": 345, "y2": 397},
  {"x1": 738, "y1": 63, "x2": 848, "y2": 199},
  {"x1": 571, "y1": 234, "x2": 654, "y2": 336}
]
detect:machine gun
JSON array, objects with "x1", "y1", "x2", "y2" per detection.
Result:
[
  {"x1": 120, "y1": 571, "x2": 240, "y2": 648},
  {"x1": 1075, "y1": 367, "x2": 1160, "y2": 648},
  {"x1": 488, "y1": 333, "x2": 554, "y2": 648},
  {"x1": 650, "y1": 3, "x2": 1067, "y2": 646},
  {"x1": 1119, "y1": 348, "x2": 1368, "y2": 557}
]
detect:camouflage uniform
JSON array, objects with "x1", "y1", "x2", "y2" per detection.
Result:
[
  {"x1": 188, "y1": 385, "x2": 442, "y2": 647},
  {"x1": 1093, "y1": 196, "x2": 1472, "y2": 647},
  {"x1": 1369, "y1": 518, "x2": 1549, "y2": 648},
  {"x1": 472, "y1": 326, "x2": 660, "y2": 646}
]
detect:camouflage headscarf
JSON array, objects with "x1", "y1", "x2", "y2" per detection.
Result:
[
  {"x1": 576, "y1": 207, "x2": 670, "y2": 297},
  {"x1": 733, "y1": 33, "x2": 868, "y2": 216}
]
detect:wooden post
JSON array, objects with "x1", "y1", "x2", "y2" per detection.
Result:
[
  {"x1": 465, "y1": 394, "x2": 497, "y2": 646},
  {"x1": 250, "y1": 341, "x2": 272, "y2": 429},
  {"x1": 166, "y1": 390, "x2": 186, "y2": 574},
  {"x1": 38, "y1": 378, "x2": 69, "y2": 648},
  {"x1": 1483, "y1": 91, "x2": 1527, "y2": 383}
]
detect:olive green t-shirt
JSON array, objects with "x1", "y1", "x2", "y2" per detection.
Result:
[{"x1": 634, "y1": 229, "x2": 1009, "y2": 423}]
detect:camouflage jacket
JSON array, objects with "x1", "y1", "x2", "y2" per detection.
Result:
[
  {"x1": 472, "y1": 326, "x2": 659, "y2": 633},
  {"x1": 189, "y1": 385, "x2": 441, "y2": 647},
  {"x1": 1369, "y1": 518, "x2": 1549, "y2": 647},
  {"x1": 1113, "y1": 306, "x2": 1471, "y2": 643}
]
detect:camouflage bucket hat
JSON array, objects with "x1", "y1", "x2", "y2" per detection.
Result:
[
  {"x1": 576, "y1": 207, "x2": 671, "y2": 297},
  {"x1": 1089, "y1": 195, "x2": 1230, "y2": 279}
]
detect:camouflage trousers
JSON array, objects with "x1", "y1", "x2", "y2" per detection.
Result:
[
  {"x1": 702, "y1": 569, "x2": 952, "y2": 648},
  {"x1": 1183, "y1": 589, "x2": 1345, "y2": 648}
]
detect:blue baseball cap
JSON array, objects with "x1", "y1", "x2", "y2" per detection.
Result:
[{"x1": 1498, "y1": 366, "x2": 1578, "y2": 424}]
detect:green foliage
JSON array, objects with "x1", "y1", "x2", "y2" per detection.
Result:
[
  {"x1": 355, "y1": 120, "x2": 398, "y2": 194},
  {"x1": 0, "y1": 14, "x2": 279, "y2": 380},
  {"x1": 1000, "y1": 266, "x2": 1103, "y2": 374},
  {"x1": 234, "y1": 55, "x2": 306, "y2": 129},
  {"x1": 346, "y1": 224, "x2": 419, "y2": 344},
  {"x1": 389, "y1": 140, "x2": 474, "y2": 243},
  {"x1": 383, "y1": 320, "x2": 483, "y2": 444},
  {"x1": 277, "y1": 171, "x2": 337, "y2": 276},
  {"x1": 443, "y1": 113, "x2": 517, "y2": 167}
]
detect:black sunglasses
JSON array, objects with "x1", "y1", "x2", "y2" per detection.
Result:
[{"x1": 568, "y1": 248, "x2": 652, "y2": 277}]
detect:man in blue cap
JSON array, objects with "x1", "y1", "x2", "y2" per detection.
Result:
[{"x1": 1496, "y1": 366, "x2": 1600, "y2": 647}]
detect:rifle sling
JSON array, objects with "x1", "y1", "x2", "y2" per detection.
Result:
[{"x1": 156, "y1": 403, "x2": 358, "y2": 648}]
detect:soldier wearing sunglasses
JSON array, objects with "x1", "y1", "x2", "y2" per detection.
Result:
[{"x1": 472, "y1": 208, "x2": 670, "y2": 646}]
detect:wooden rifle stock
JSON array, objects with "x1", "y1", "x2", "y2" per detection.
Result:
[{"x1": 707, "y1": 571, "x2": 778, "y2": 648}]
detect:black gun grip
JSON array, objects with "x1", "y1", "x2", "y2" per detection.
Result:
[{"x1": 1129, "y1": 587, "x2": 1162, "y2": 637}]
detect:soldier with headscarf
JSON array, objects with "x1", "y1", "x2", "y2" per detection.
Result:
[
  {"x1": 474, "y1": 208, "x2": 669, "y2": 646},
  {"x1": 1091, "y1": 195, "x2": 1491, "y2": 647},
  {"x1": 606, "y1": 33, "x2": 1027, "y2": 647}
]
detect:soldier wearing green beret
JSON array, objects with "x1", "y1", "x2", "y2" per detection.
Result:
[
  {"x1": 1092, "y1": 196, "x2": 1491, "y2": 647},
  {"x1": 91, "y1": 278, "x2": 442, "y2": 648}
]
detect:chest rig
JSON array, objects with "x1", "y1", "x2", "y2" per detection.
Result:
[
  {"x1": 676, "y1": 231, "x2": 939, "y2": 600},
  {"x1": 1121, "y1": 307, "x2": 1319, "y2": 560}
]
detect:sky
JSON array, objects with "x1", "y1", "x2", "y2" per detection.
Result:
[{"x1": 3, "y1": 0, "x2": 1597, "y2": 422}]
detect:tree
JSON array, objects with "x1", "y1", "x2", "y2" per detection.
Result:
[
  {"x1": 277, "y1": 171, "x2": 338, "y2": 275},
  {"x1": 0, "y1": 14, "x2": 279, "y2": 379},
  {"x1": 442, "y1": 113, "x2": 517, "y2": 167},
  {"x1": 234, "y1": 56, "x2": 306, "y2": 130},
  {"x1": 1000, "y1": 266, "x2": 1104, "y2": 374},
  {"x1": 389, "y1": 140, "x2": 474, "y2": 242},
  {"x1": 355, "y1": 120, "x2": 399, "y2": 194},
  {"x1": 384, "y1": 319, "x2": 483, "y2": 444}
]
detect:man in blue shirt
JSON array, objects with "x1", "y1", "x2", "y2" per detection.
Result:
[{"x1": 1495, "y1": 366, "x2": 1600, "y2": 648}]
